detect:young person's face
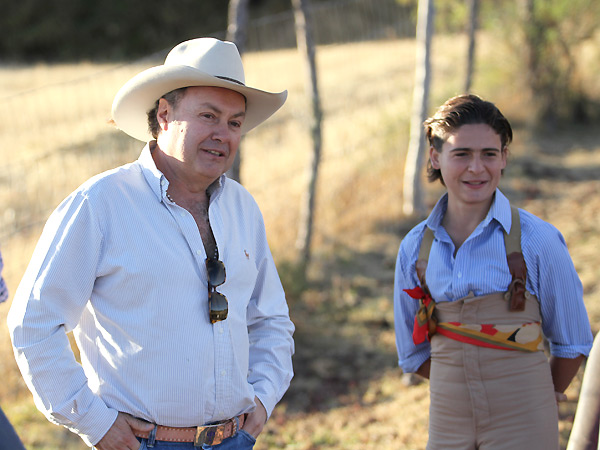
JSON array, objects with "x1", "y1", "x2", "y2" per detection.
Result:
[{"x1": 430, "y1": 123, "x2": 507, "y2": 211}]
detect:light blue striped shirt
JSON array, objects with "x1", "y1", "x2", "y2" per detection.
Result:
[
  {"x1": 8, "y1": 144, "x2": 295, "y2": 446},
  {"x1": 394, "y1": 189, "x2": 593, "y2": 373}
]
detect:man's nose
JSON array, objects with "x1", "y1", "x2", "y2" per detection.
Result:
[{"x1": 211, "y1": 121, "x2": 231, "y2": 142}]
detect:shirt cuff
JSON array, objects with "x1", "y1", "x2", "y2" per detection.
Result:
[
  {"x1": 252, "y1": 386, "x2": 276, "y2": 420},
  {"x1": 72, "y1": 401, "x2": 119, "y2": 447},
  {"x1": 549, "y1": 342, "x2": 593, "y2": 359},
  {"x1": 398, "y1": 346, "x2": 431, "y2": 374}
]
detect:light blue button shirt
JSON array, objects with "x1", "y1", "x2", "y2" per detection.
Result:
[
  {"x1": 8, "y1": 144, "x2": 295, "y2": 446},
  {"x1": 394, "y1": 189, "x2": 593, "y2": 373}
]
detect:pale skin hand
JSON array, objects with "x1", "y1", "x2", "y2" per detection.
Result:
[
  {"x1": 95, "y1": 413, "x2": 154, "y2": 450},
  {"x1": 243, "y1": 397, "x2": 268, "y2": 438}
]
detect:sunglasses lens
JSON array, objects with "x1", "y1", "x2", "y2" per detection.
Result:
[
  {"x1": 206, "y1": 259, "x2": 226, "y2": 286},
  {"x1": 209, "y1": 291, "x2": 228, "y2": 323}
]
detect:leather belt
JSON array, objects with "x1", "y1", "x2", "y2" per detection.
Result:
[{"x1": 134, "y1": 414, "x2": 245, "y2": 447}]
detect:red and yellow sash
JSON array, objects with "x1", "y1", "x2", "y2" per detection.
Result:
[
  {"x1": 404, "y1": 287, "x2": 543, "y2": 352},
  {"x1": 436, "y1": 321, "x2": 544, "y2": 352}
]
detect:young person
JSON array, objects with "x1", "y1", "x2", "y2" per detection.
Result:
[{"x1": 394, "y1": 94, "x2": 593, "y2": 449}]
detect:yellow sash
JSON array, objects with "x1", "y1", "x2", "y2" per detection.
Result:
[{"x1": 436, "y1": 321, "x2": 544, "y2": 352}]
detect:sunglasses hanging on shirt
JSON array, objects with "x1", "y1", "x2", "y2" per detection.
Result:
[{"x1": 205, "y1": 247, "x2": 228, "y2": 324}]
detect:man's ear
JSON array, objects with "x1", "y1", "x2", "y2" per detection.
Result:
[
  {"x1": 157, "y1": 98, "x2": 170, "y2": 132},
  {"x1": 429, "y1": 146, "x2": 441, "y2": 169}
]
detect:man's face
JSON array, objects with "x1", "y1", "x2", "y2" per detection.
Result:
[
  {"x1": 430, "y1": 123, "x2": 507, "y2": 211},
  {"x1": 157, "y1": 86, "x2": 246, "y2": 188}
]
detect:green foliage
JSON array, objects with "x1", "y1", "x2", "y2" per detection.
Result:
[
  {"x1": 0, "y1": 0, "x2": 230, "y2": 61},
  {"x1": 0, "y1": 0, "x2": 351, "y2": 62},
  {"x1": 434, "y1": 0, "x2": 468, "y2": 34},
  {"x1": 484, "y1": 0, "x2": 600, "y2": 127}
]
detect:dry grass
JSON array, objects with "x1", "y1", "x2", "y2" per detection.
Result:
[{"x1": 1, "y1": 32, "x2": 599, "y2": 449}]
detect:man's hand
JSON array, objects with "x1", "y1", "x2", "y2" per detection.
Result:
[
  {"x1": 242, "y1": 397, "x2": 268, "y2": 439},
  {"x1": 95, "y1": 412, "x2": 154, "y2": 450}
]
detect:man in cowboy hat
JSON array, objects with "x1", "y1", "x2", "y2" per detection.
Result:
[{"x1": 8, "y1": 38, "x2": 295, "y2": 449}]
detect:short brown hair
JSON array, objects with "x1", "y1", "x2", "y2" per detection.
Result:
[
  {"x1": 424, "y1": 94, "x2": 513, "y2": 184},
  {"x1": 146, "y1": 87, "x2": 188, "y2": 139}
]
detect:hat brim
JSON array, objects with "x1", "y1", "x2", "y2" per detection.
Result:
[{"x1": 112, "y1": 65, "x2": 287, "y2": 141}]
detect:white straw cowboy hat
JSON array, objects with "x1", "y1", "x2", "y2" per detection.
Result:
[{"x1": 112, "y1": 37, "x2": 287, "y2": 141}]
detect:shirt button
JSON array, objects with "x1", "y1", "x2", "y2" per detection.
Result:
[
  {"x1": 180, "y1": 212, "x2": 186, "y2": 218},
  {"x1": 218, "y1": 327, "x2": 224, "y2": 334},
  {"x1": 196, "y1": 249, "x2": 203, "y2": 256},
  {"x1": 220, "y1": 370, "x2": 226, "y2": 376},
  {"x1": 457, "y1": 272, "x2": 462, "y2": 278}
]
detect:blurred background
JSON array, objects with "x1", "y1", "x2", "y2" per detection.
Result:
[{"x1": 1, "y1": 0, "x2": 599, "y2": 448}]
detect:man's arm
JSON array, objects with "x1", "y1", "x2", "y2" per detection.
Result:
[
  {"x1": 7, "y1": 191, "x2": 117, "y2": 446},
  {"x1": 245, "y1": 213, "x2": 295, "y2": 421}
]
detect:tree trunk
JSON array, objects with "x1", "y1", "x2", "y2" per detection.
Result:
[
  {"x1": 518, "y1": 0, "x2": 559, "y2": 127},
  {"x1": 226, "y1": 0, "x2": 250, "y2": 183},
  {"x1": 292, "y1": 0, "x2": 323, "y2": 275},
  {"x1": 464, "y1": 0, "x2": 479, "y2": 93},
  {"x1": 402, "y1": 0, "x2": 434, "y2": 217}
]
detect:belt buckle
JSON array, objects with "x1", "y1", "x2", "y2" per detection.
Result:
[{"x1": 194, "y1": 423, "x2": 225, "y2": 447}]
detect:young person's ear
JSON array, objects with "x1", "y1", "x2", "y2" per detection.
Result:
[
  {"x1": 430, "y1": 146, "x2": 441, "y2": 169},
  {"x1": 500, "y1": 146, "x2": 508, "y2": 169}
]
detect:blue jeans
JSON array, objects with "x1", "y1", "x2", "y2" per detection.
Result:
[
  {"x1": 0, "y1": 405, "x2": 26, "y2": 450},
  {"x1": 137, "y1": 430, "x2": 256, "y2": 450}
]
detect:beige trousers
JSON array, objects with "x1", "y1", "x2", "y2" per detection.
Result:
[{"x1": 427, "y1": 292, "x2": 559, "y2": 450}]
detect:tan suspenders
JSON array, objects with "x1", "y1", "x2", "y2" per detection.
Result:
[{"x1": 416, "y1": 206, "x2": 527, "y2": 311}]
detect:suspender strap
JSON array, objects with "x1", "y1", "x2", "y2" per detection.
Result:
[
  {"x1": 414, "y1": 206, "x2": 528, "y2": 312},
  {"x1": 504, "y1": 206, "x2": 522, "y2": 255},
  {"x1": 404, "y1": 226, "x2": 437, "y2": 345},
  {"x1": 408, "y1": 206, "x2": 533, "y2": 348},
  {"x1": 416, "y1": 227, "x2": 435, "y2": 289},
  {"x1": 503, "y1": 206, "x2": 528, "y2": 311}
]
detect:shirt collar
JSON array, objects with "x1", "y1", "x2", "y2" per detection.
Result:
[
  {"x1": 137, "y1": 141, "x2": 227, "y2": 203},
  {"x1": 426, "y1": 188, "x2": 512, "y2": 234},
  {"x1": 492, "y1": 189, "x2": 512, "y2": 234}
]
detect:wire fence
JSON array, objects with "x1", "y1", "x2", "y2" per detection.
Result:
[{"x1": 0, "y1": 0, "x2": 415, "y2": 246}]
